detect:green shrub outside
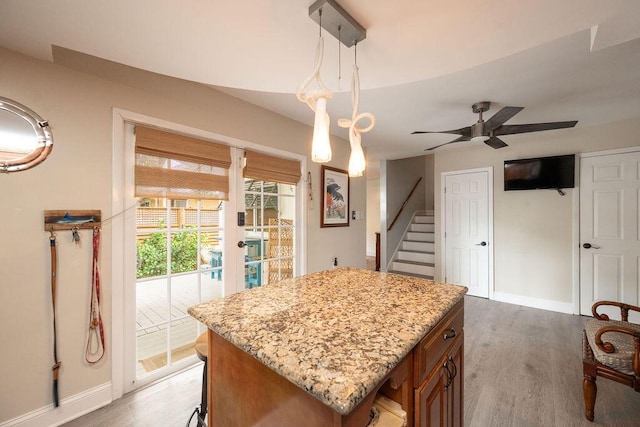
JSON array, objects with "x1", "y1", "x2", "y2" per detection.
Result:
[{"x1": 136, "y1": 223, "x2": 207, "y2": 279}]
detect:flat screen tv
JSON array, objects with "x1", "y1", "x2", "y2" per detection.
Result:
[{"x1": 504, "y1": 154, "x2": 575, "y2": 191}]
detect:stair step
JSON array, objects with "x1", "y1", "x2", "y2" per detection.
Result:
[
  {"x1": 406, "y1": 231, "x2": 434, "y2": 242},
  {"x1": 393, "y1": 259, "x2": 435, "y2": 267},
  {"x1": 410, "y1": 223, "x2": 434, "y2": 233},
  {"x1": 401, "y1": 241, "x2": 435, "y2": 252},
  {"x1": 388, "y1": 270, "x2": 434, "y2": 280},
  {"x1": 414, "y1": 215, "x2": 434, "y2": 224},
  {"x1": 397, "y1": 250, "x2": 435, "y2": 264},
  {"x1": 391, "y1": 260, "x2": 435, "y2": 277}
]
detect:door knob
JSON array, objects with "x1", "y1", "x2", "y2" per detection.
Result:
[
  {"x1": 582, "y1": 243, "x2": 600, "y2": 249},
  {"x1": 476, "y1": 241, "x2": 487, "y2": 247},
  {"x1": 237, "y1": 241, "x2": 247, "y2": 248}
]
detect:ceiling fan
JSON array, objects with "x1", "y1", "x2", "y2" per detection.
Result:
[{"x1": 412, "y1": 101, "x2": 578, "y2": 151}]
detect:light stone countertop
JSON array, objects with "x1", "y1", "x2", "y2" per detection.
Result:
[{"x1": 188, "y1": 267, "x2": 467, "y2": 415}]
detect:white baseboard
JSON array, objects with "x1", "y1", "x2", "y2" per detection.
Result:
[
  {"x1": 493, "y1": 291, "x2": 575, "y2": 315},
  {"x1": 1, "y1": 382, "x2": 112, "y2": 427}
]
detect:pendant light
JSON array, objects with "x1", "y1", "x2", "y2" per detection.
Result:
[
  {"x1": 297, "y1": 9, "x2": 333, "y2": 163},
  {"x1": 338, "y1": 42, "x2": 375, "y2": 177},
  {"x1": 300, "y1": 0, "x2": 369, "y2": 167}
]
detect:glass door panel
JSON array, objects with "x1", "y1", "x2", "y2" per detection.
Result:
[
  {"x1": 169, "y1": 317, "x2": 198, "y2": 364},
  {"x1": 135, "y1": 198, "x2": 224, "y2": 378},
  {"x1": 136, "y1": 277, "x2": 168, "y2": 376},
  {"x1": 199, "y1": 201, "x2": 224, "y2": 300},
  {"x1": 242, "y1": 179, "x2": 296, "y2": 288}
]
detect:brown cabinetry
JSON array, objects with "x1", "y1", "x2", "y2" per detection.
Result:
[
  {"x1": 413, "y1": 300, "x2": 464, "y2": 427},
  {"x1": 205, "y1": 298, "x2": 464, "y2": 427}
]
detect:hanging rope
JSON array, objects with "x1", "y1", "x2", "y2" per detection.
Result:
[
  {"x1": 49, "y1": 230, "x2": 62, "y2": 407},
  {"x1": 85, "y1": 227, "x2": 105, "y2": 364}
]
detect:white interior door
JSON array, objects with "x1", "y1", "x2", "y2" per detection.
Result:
[
  {"x1": 580, "y1": 151, "x2": 640, "y2": 322},
  {"x1": 444, "y1": 169, "x2": 491, "y2": 298}
]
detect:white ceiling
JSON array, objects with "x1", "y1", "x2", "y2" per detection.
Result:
[{"x1": 1, "y1": 0, "x2": 640, "y2": 172}]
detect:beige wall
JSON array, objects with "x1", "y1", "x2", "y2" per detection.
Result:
[
  {"x1": 434, "y1": 119, "x2": 640, "y2": 305},
  {"x1": 0, "y1": 47, "x2": 366, "y2": 422},
  {"x1": 366, "y1": 178, "x2": 381, "y2": 256},
  {"x1": 424, "y1": 154, "x2": 435, "y2": 211}
]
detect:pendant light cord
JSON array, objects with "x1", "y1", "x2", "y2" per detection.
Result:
[
  {"x1": 338, "y1": 41, "x2": 375, "y2": 133},
  {"x1": 296, "y1": 8, "x2": 333, "y2": 113},
  {"x1": 338, "y1": 26, "x2": 342, "y2": 89},
  {"x1": 338, "y1": 40, "x2": 376, "y2": 176}
]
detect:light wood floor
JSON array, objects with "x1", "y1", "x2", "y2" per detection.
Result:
[
  {"x1": 64, "y1": 296, "x2": 640, "y2": 426},
  {"x1": 463, "y1": 296, "x2": 639, "y2": 426}
]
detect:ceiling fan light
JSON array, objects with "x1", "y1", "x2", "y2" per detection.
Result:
[
  {"x1": 311, "y1": 97, "x2": 332, "y2": 163},
  {"x1": 470, "y1": 121, "x2": 488, "y2": 142},
  {"x1": 470, "y1": 135, "x2": 489, "y2": 142}
]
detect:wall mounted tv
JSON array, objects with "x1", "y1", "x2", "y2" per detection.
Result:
[{"x1": 504, "y1": 154, "x2": 575, "y2": 191}]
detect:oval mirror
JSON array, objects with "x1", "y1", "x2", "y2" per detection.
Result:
[{"x1": 0, "y1": 96, "x2": 53, "y2": 173}]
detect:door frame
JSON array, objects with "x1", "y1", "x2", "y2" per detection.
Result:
[
  {"x1": 575, "y1": 146, "x2": 640, "y2": 315},
  {"x1": 111, "y1": 108, "x2": 307, "y2": 399},
  {"x1": 440, "y1": 167, "x2": 494, "y2": 300}
]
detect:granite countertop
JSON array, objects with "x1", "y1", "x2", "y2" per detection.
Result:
[{"x1": 188, "y1": 267, "x2": 467, "y2": 415}]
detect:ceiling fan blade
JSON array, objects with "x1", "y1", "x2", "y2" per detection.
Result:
[
  {"x1": 484, "y1": 136, "x2": 508, "y2": 149},
  {"x1": 424, "y1": 135, "x2": 471, "y2": 151},
  {"x1": 412, "y1": 126, "x2": 472, "y2": 137},
  {"x1": 494, "y1": 121, "x2": 578, "y2": 136},
  {"x1": 483, "y1": 106, "x2": 524, "y2": 132}
]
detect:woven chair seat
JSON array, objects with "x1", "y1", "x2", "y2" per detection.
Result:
[{"x1": 584, "y1": 318, "x2": 640, "y2": 375}]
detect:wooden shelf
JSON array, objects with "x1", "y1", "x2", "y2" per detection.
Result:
[{"x1": 44, "y1": 210, "x2": 102, "y2": 232}]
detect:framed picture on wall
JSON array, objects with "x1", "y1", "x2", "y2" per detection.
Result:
[{"x1": 321, "y1": 165, "x2": 350, "y2": 227}]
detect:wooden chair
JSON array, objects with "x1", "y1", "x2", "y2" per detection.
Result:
[{"x1": 582, "y1": 301, "x2": 640, "y2": 421}]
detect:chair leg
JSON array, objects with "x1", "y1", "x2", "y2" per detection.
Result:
[
  {"x1": 583, "y1": 373, "x2": 597, "y2": 422},
  {"x1": 200, "y1": 359, "x2": 208, "y2": 424}
]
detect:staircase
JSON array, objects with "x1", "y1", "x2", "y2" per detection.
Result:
[{"x1": 389, "y1": 211, "x2": 435, "y2": 279}]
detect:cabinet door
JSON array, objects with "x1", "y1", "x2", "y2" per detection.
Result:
[
  {"x1": 446, "y1": 333, "x2": 464, "y2": 427},
  {"x1": 415, "y1": 360, "x2": 448, "y2": 427}
]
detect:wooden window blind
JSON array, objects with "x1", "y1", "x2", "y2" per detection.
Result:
[
  {"x1": 135, "y1": 125, "x2": 231, "y2": 200},
  {"x1": 243, "y1": 150, "x2": 301, "y2": 185}
]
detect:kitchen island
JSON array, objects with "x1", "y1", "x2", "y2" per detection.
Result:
[{"x1": 188, "y1": 267, "x2": 467, "y2": 426}]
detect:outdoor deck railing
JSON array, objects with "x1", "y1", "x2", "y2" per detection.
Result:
[{"x1": 136, "y1": 207, "x2": 221, "y2": 229}]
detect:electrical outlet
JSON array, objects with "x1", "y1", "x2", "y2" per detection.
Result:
[{"x1": 333, "y1": 257, "x2": 338, "y2": 268}]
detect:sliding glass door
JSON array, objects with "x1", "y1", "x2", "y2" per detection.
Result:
[{"x1": 122, "y1": 131, "x2": 303, "y2": 390}]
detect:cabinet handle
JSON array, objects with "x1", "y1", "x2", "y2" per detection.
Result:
[
  {"x1": 443, "y1": 356, "x2": 458, "y2": 390},
  {"x1": 443, "y1": 328, "x2": 457, "y2": 340},
  {"x1": 448, "y1": 356, "x2": 457, "y2": 380},
  {"x1": 443, "y1": 360, "x2": 452, "y2": 390}
]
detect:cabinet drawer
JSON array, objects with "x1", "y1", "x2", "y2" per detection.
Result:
[{"x1": 414, "y1": 300, "x2": 464, "y2": 387}]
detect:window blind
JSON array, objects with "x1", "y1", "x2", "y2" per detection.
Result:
[
  {"x1": 135, "y1": 125, "x2": 231, "y2": 200},
  {"x1": 243, "y1": 150, "x2": 301, "y2": 185}
]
